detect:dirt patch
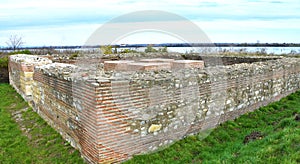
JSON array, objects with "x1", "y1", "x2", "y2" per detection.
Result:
[
  {"x1": 295, "y1": 114, "x2": 300, "y2": 121},
  {"x1": 11, "y1": 107, "x2": 33, "y2": 139},
  {"x1": 243, "y1": 131, "x2": 264, "y2": 144}
]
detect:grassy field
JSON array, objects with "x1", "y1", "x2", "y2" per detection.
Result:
[
  {"x1": 0, "y1": 84, "x2": 84, "y2": 164},
  {"x1": 0, "y1": 83, "x2": 299, "y2": 164}
]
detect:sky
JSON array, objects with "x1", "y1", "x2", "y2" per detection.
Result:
[{"x1": 0, "y1": 0, "x2": 300, "y2": 47}]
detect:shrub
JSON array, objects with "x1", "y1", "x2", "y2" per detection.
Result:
[
  {"x1": 158, "y1": 46, "x2": 168, "y2": 53},
  {"x1": 69, "y1": 53, "x2": 79, "y2": 60},
  {"x1": 0, "y1": 50, "x2": 32, "y2": 68},
  {"x1": 0, "y1": 56, "x2": 8, "y2": 68},
  {"x1": 100, "y1": 45, "x2": 113, "y2": 54},
  {"x1": 9, "y1": 50, "x2": 32, "y2": 55},
  {"x1": 145, "y1": 45, "x2": 158, "y2": 53},
  {"x1": 120, "y1": 49, "x2": 138, "y2": 53}
]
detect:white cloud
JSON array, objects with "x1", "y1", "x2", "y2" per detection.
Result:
[
  {"x1": 0, "y1": 24, "x2": 100, "y2": 46},
  {"x1": 0, "y1": 0, "x2": 299, "y2": 46}
]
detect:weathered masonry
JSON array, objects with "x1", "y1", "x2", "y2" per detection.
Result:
[{"x1": 9, "y1": 54, "x2": 300, "y2": 163}]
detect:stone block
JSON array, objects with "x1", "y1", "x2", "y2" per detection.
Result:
[
  {"x1": 148, "y1": 124, "x2": 162, "y2": 133},
  {"x1": 23, "y1": 72, "x2": 34, "y2": 78},
  {"x1": 21, "y1": 64, "x2": 34, "y2": 72},
  {"x1": 140, "y1": 58, "x2": 175, "y2": 63},
  {"x1": 127, "y1": 62, "x2": 171, "y2": 71},
  {"x1": 104, "y1": 60, "x2": 134, "y2": 71},
  {"x1": 172, "y1": 60, "x2": 204, "y2": 69}
]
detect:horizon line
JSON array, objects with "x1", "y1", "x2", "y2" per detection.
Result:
[{"x1": 1, "y1": 42, "x2": 300, "y2": 51}]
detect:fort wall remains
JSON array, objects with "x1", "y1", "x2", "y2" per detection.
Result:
[{"x1": 8, "y1": 54, "x2": 300, "y2": 163}]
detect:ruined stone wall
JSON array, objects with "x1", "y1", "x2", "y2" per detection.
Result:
[
  {"x1": 96, "y1": 58, "x2": 300, "y2": 162},
  {"x1": 32, "y1": 64, "x2": 102, "y2": 163},
  {"x1": 186, "y1": 56, "x2": 279, "y2": 67},
  {"x1": 8, "y1": 54, "x2": 300, "y2": 163},
  {"x1": 97, "y1": 52, "x2": 279, "y2": 67},
  {"x1": 8, "y1": 54, "x2": 52, "y2": 101}
]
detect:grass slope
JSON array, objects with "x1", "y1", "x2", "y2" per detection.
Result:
[
  {"x1": 0, "y1": 84, "x2": 84, "y2": 164},
  {"x1": 125, "y1": 91, "x2": 300, "y2": 164}
]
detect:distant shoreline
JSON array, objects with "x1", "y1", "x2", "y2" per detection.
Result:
[{"x1": 1, "y1": 43, "x2": 300, "y2": 51}]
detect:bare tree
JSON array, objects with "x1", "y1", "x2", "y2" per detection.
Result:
[{"x1": 6, "y1": 35, "x2": 24, "y2": 51}]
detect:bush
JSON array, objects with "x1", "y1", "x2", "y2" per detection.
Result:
[
  {"x1": 120, "y1": 49, "x2": 138, "y2": 53},
  {"x1": 9, "y1": 50, "x2": 32, "y2": 55},
  {"x1": 145, "y1": 45, "x2": 158, "y2": 53},
  {"x1": 0, "y1": 56, "x2": 8, "y2": 68},
  {"x1": 69, "y1": 52, "x2": 79, "y2": 60},
  {"x1": 158, "y1": 46, "x2": 168, "y2": 53},
  {"x1": 100, "y1": 45, "x2": 113, "y2": 54},
  {"x1": 0, "y1": 50, "x2": 32, "y2": 68}
]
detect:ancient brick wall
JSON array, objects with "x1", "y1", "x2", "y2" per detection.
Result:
[
  {"x1": 8, "y1": 54, "x2": 52, "y2": 101},
  {"x1": 32, "y1": 65, "x2": 101, "y2": 163},
  {"x1": 8, "y1": 54, "x2": 300, "y2": 163}
]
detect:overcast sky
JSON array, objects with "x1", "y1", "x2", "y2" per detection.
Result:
[{"x1": 0, "y1": 0, "x2": 299, "y2": 46}]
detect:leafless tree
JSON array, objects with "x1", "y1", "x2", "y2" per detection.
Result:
[{"x1": 6, "y1": 35, "x2": 24, "y2": 51}]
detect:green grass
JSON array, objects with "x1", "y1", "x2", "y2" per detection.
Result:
[
  {"x1": 0, "y1": 83, "x2": 85, "y2": 164},
  {"x1": 1, "y1": 83, "x2": 299, "y2": 164},
  {"x1": 125, "y1": 91, "x2": 300, "y2": 164}
]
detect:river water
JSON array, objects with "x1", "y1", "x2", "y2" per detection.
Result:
[{"x1": 165, "y1": 47, "x2": 300, "y2": 55}]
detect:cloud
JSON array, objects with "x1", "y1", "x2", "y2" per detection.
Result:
[
  {"x1": 0, "y1": 23, "x2": 100, "y2": 46},
  {"x1": 198, "y1": 19, "x2": 300, "y2": 42},
  {"x1": 0, "y1": 0, "x2": 299, "y2": 46}
]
